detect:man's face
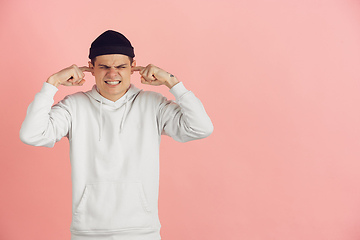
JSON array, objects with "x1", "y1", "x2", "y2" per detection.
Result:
[{"x1": 89, "y1": 54, "x2": 136, "y2": 102}]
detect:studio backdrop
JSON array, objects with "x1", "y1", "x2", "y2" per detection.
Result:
[{"x1": 1, "y1": 0, "x2": 360, "y2": 239}]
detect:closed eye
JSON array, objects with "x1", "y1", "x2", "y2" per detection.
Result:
[
  {"x1": 116, "y1": 65, "x2": 127, "y2": 69},
  {"x1": 99, "y1": 65, "x2": 109, "y2": 69}
]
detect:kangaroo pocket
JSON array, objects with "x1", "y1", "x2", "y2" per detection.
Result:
[{"x1": 72, "y1": 182, "x2": 152, "y2": 231}]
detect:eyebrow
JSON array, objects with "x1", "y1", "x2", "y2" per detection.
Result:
[{"x1": 98, "y1": 64, "x2": 128, "y2": 68}]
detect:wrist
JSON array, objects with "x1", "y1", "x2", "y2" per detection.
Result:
[
  {"x1": 46, "y1": 76, "x2": 60, "y2": 88},
  {"x1": 165, "y1": 77, "x2": 179, "y2": 89}
]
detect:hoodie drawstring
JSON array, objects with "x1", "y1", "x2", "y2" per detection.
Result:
[
  {"x1": 88, "y1": 84, "x2": 140, "y2": 141},
  {"x1": 120, "y1": 101, "x2": 128, "y2": 133}
]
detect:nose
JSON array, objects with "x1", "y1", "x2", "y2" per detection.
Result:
[{"x1": 108, "y1": 67, "x2": 119, "y2": 79}]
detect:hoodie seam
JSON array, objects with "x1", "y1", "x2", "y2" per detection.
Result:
[{"x1": 59, "y1": 95, "x2": 74, "y2": 142}]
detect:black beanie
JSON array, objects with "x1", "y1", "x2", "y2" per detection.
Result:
[{"x1": 89, "y1": 30, "x2": 135, "y2": 59}]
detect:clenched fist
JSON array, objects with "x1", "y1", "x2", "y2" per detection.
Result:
[
  {"x1": 132, "y1": 64, "x2": 179, "y2": 89},
  {"x1": 47, "y1": 64, "x2": 92, "y2": 88}
]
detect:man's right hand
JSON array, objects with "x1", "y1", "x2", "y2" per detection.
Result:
[{"x1": 46, "y1": 64, "x2": 92, "y2": 88}]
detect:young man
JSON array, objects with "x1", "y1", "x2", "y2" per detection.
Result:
[{"x1": 20, "y1": 30, "x2": 213, "y2": 240}]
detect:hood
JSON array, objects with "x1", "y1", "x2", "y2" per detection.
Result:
[{"x1": 84, "y1": 84, "x2": 142, "y2": 141}]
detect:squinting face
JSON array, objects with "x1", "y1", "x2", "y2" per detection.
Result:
[{"x1": 89, "y1": 54, "x2": 136, "y2": 102}]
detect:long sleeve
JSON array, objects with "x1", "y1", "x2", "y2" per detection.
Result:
[
  {"x1": 157, "y1": 82, "x2": 213, "y2": 143},
  {"x1": 19, "y1": 82, "x2": 72, "y2": 148}
]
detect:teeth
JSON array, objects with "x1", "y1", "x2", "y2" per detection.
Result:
[{"x1": 106, "y1": 81, "x2": 120, "y2": 85}]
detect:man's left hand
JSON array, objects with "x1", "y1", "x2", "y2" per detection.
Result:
[{"x1": 132, "y1": 64, "x2": 179, "y2": 89}]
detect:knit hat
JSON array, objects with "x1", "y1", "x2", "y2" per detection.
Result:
[{"x1": 89, "y1": 30, "x2": 135, "y2": 59}]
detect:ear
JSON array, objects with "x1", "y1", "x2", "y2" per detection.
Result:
[
  {"x1": 88, "y1": 61, "x2": 95, "y2": 76},
  {"x1": 131, "y1": 59, "x2": 137, "y2": 75}
]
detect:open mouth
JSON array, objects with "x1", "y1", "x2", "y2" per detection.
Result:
[{"x1": 105, "y1": 81, "x2": 121, "y2": 85}]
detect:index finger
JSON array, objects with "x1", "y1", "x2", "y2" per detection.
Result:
[
  {"x1": 79, "y1": 66, "x2": 92, "y2": 72},
  {"x1": 132, "y1": 66, "x2": 145, "y2": 72}
]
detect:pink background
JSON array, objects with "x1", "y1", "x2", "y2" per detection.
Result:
[{"x1": 1, "y1": 0, "x2": 360, "y2": 239}]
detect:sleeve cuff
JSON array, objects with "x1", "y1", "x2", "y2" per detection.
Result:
[
  {"x1": 169, "y1": 82, "x2": 190, "y2": 101},
  {"x1": 40, "y1": 82, "x2": 59, "y2": 98}
]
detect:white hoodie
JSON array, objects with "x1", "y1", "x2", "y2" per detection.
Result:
[{"x1": 20, "y1": 81, "x2": 213, "y2": 240}]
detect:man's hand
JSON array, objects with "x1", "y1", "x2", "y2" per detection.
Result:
[
  {"x1": 132, "y1": 64, "x2": 179, "y2": 89},
  {"x1": 46, "y1": 64, "x2": 92, "y2": 88}
]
